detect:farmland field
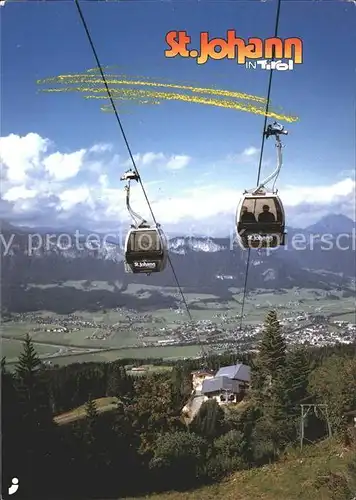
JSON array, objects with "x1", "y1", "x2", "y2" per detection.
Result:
[
  {"x1": 2, "y1": 284, "x2": 355, "y2": 366},
  {"x1": 31, "y1": 344, "x2": 203, "y2": 367},
  {"x1": 2, "y1": 323, "x2": 130, "y2": 346},
  {"x1": 1, "y1": 338, "x2": 63, "y2": 361}
]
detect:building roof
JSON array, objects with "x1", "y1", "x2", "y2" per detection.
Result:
[
  {"x1": 202, "y1": 376, "x2": 240, "y2": 394},
  {"x1": 215, "y1": 363, "x2": 251, "y2": 382}
]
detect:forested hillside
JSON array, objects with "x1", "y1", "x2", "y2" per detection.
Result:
[{"x1": 2, "y1": 311, "x2": 356, "y2": 499}]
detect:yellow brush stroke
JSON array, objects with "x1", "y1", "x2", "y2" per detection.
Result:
[{"x1": 37, "y1": 69, "x2": 299, "y2": 123}]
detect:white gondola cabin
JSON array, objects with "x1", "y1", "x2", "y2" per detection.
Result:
[
  {"x1": 124, "y1": 225, "x2": 168, "y2": 274},
  {"x1": 120, "y1": 169, "x2": 169, "y2": 275},
  {"x1": 236, "y1": 190, "x2": 286, "y2": 249},
  {"x1": 236, "y1": 121, "x2": 288, "y2": 249}
]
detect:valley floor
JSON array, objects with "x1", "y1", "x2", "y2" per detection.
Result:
[
  {"x1": 3, "y1": 287, "x2": 355, "y2": 366},
  {"x1": 125, "y1": 440, "x2": 356, "y2": 500}
]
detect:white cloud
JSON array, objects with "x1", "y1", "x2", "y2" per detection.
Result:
[
  {"x1": 99, "y1": 174, "x2": 108, "y2": 188},
  {"x1": 0, "y1": 133, "x2": 113, "y2": 187},
  {"x1": 140, "y1": 152, "x2": 165, "y2": 166},
  {"x1": 59, "y1": 187, "x2": 92, "y2": 210},
  {"x1": 87, "y1": 153, "x2": 121, "y2": 175},
  {"x1": 0, "y1": 133, "x2": 50, "y2": 183},
  {"x1": 43, "y1": 150, "x2": 86, "y2": 182},
  {"x1": 3, "y1": 185, "x2": 37, "y2": 202},
  {"x1": 1, "y1": 132, "x2": 355, "y2": 234},
  {"x1": 89, "y1": 143, "x2": 113, "y2": 154},
  {"x1": 226, "y1": 146, "x2": 263, "y2": 165},
  {"x1": 124, "y1": 152, "x2": 165, "y2": 168},
  {"x1": 282, "y1": 178, "x2": 355, "y2": 206},
  {"x1": 338, "y1": 168, "x2": 355, "y2": 178},
  {"x1": 166, "y1": 155, "x2": 191, "y2": 170},
  {"x1": 114, "y1": 179, "x2": 355, "y2": 230},
  {"x1": 242, "y1": 146, "x2": 258, "y2": 157},
  {"x1": 123, "y1": 152, "x2": 191, "y2": 171}
]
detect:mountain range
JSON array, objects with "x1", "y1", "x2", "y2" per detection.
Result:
[{"x1": 1, "y1": 214, "x2": 355, "y2": 314}]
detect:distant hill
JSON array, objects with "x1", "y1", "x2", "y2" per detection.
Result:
[
  {"x1": 1, "y1": 214, "x2": 355, "y2": 313},
  {"x1": 306, "y1": 214, "x2": 356, "y2": 234}
]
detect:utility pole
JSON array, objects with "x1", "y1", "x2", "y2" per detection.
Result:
[{"x1": 300, "y1": 404, "x2": 332, "y2": 450}]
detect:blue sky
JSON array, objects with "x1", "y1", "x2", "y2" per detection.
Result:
[{"x1": 1, "y1": 0, "x2": 355, "y2": 235}]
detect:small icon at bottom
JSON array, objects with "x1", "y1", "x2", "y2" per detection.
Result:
[{"x1": 8, "y1": 478, "x2": 19, "y2": 495}]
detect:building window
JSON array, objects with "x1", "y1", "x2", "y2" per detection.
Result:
[{"x1": 220, "y1": 394, "x2": 226, "y2": 402}]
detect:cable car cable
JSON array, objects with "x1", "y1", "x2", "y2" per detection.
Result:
[
  {"x1": 238, "y1": 0, "x2": 282, "y2": 333},
  {"x1": 256, "y1": 0, "x2": 282, "y2": 187},
  {"x1": 74, "y1": 0, "x2": 208, "y2": 361}
]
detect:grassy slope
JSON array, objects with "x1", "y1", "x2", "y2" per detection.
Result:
[
  {"x1": 52, "y1": 398, "x2": 356, "y2": 498},
  {"x1": 126, "y1": 440, "x2": 355, "y2": 500},
  {"x1": 53, "y1": 397, "x2": 119, "y2": 425}
]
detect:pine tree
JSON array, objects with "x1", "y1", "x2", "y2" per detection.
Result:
[
  {"x1": 84, "y1": 395, "x2": 99, "y2": 449},
  {"x1": 15, "y1": 334, "x2": 50, "y2": 422},
  {"x1": 13, "y1": 334, "x2": 55, "y2": 497},
  {"x1": 252, "y1": 310, "x2": 286, "y2": 398},
  {"x1": 82, "y1": 395, "x2": 103, "y2": 493},
  {"x1": 191, "y1": 399, "x2": 226, "y2": 439},
  {"x1": 286, "y1": 346, "x2": 311, "y2": 416},
  {"x1": 2, "y1": 356, "x2": 23, "y2": 493},
  {"x1": 85, "y1": 395, "x2": 99, "y2": 421},
  {"x1": 106, "y1": 362, "x2": 123, "y2": 397},
  {"x1": 170, "y1": 365, "x2": 193, "y2": 410},
  {"x1": 250, "y1": 310, "x2": 293, "y2": 456},
  {"x1": 107, "y1": 362, "x2": 134, "y2": 401},
  {"x1": 259, "y1": 310, "x2": 286, "y2": 374},
  {"x1": 15, "y1": 333, "x2": 41, "y2": 388}
]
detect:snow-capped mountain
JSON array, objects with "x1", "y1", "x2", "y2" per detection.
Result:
[{"x1": 1, "y1": 215, "x2": 355, "y2": 313}]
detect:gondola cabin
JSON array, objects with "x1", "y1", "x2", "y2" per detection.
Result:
[
  {"x1": 236, "y1": 192, "x2": 286, "y2": 249},
  {"x1": 124, "y1": 226, "x2": 168, "y2": 274}
]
